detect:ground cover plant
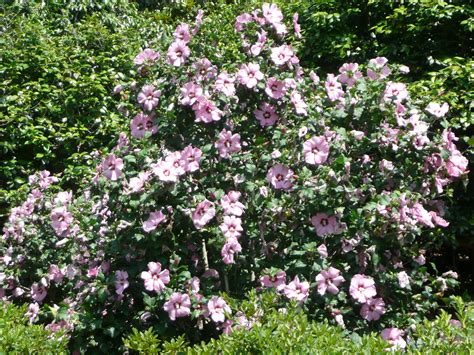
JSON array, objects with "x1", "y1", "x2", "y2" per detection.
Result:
[{"x1": 0, "y1": 1, "x2": 472, "y2": 352}]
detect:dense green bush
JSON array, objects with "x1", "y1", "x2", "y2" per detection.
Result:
[
  {"x1": 124, "y1": 293, "x2": 474, "y2": 353},
  {"x1": 0, "y1": 303, "x2": 68, "y2": 353},
  {"x1": 0, "y1": 1, "x2": 169, "y2": 220}
]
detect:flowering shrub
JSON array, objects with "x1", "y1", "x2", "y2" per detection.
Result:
[{"x1": 0, "y1": 4, "x2": 469, "y2": 350}]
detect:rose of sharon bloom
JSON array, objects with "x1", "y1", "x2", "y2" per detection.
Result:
[
  {"x1": 134, "y1": 48, "x2": 160, "y2": 66},
  {"x1": 311, "y1": 213, "x2": 339, "y2": 237},
  {"x1": 360, "y1": 298, "x2": 386, "y2": 321},
  {"x1": 205, "y1": 296, "x2": 232, "y2": 323},
  {"x1": 165, "y1": 151, "x2": 186, "y2": 177},
  {"x1": 303, "y1": 136, "x2": 329, "y2": 165},
  {"x1": 338, "y1": 63, "x2": 363, "y2": 87},
  {"x1": 215, "y1": 129, "x2": 241, "y2": 158},
  {"x1": 284, "y1": 276, "x2": 310, "y2": 303},
  {"x1": 163, "y1": 292, "x2": 191, "y2": 321},
  {"x1": 260, "y1": 270, "x2": 286, "y2": 291},
  {"x1": 137, "y1": 85, "x2": 161, "y2": 111},
  {"x1": 290, "y1": 91, "x2": 308, "y2": 116},
  {"x1": 140, "y1": 262, "x2": 170, "y2": 293},
  {"x1": 130, "y1": 112, "x2": 157, "y2": 138},
  {"x1": 220, "y1": 191, "x2": 246, "y2": 216},
  {"x1": 381, "y1": 328, "x2": 406, "y2": 350},
  {"x1": 265, "y1": 77, "x2": 287, "y2": 99},
  {"x1": 446, "y1": 150, "x2": 468, "y2": 178},
  {"x1": 325, "y1": 74, "x2": 344, "y2": 101},
  {"x1": 267, "y1": 164, "x2": 294, "y2": 190},
  {"x1": 235, "y1": 13, "x2": 253, "y2": 31},
  {"x1": 114, "y1": 270, "x2": 129, "y2": 295},
  {"x1": 350, "y1": 274, "x2": 377, "y2": 303},
  {"x1": 384, "y1": 82, "x2": 409, "y2": 103},
  {"x1": 397, "y1": 271, "x2": 410, "y2": 288},
  {"x1": 426, "y1": 102, "x2": 449, "y2": 118},
  {"x1": 101, "y1": 154, "x2": 123, "y2": 181},
  {"x1": 193, "y1": 58, "x2": 216, "y2": 81},
  {"x1": 221, "y1": 237, "x2": 242, "y2": 265},
  {"x1": 173, "y1": 23, "x2": 191, "y2": 42},
  {"x1": 317, "y1": 244, "x2": 328, "y2": 258},
  {"x1": 143, "y1": 210, "x2": 167, "y2": 233},
  {"x1": 128, "y1": 171, "x2": 151, "y2": 193},
  {"x1": 192, "y1": 199, "x2": 216, "y2": 229},
  {"x1": 31, "y1": 282, "x2": 47, "y2": 303},
  {"x1": 26, "y1": 303, "x2": 40, "y2": 323},
  {"x1": 192, "y1": 97, "x2": 223, "y2": 123},
  {"x1": 262, "y1": 3, "x2": 283, "y2": 25},
  {"x1": 238, "y1": 63, "x2": 264, "y2": 89},
  {"x1": 167, "y1": 40, "x2": 190, "y2": 67},
  {"x1": 254, "y1": 102, "x2": 279, "y2": 127},
  {"x1": 215, "y1": 72, "x2": 236, "y2": 96},
  {"x1": 181, "y1": 146, "x2": 202, "y2": 172},
  {"x1": 152, "y1": 159, "x2": 179, "y2": 183},
  {"x1": 50, "y1": 206, "x2": 73, "y2": 236},
  {"x1": 180, "y1": 82, "x2": 203, "y2": 106},
  {"x1": 270, "y1": 45, "x2": 294, "y2": 66},
  {"x1": 315, "y1": 267, "x2": 345, "y2": 295},
  {"x1": 220, "y1": 216, "x2": 243, "y2": 239}
]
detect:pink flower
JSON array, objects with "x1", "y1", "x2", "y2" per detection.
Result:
[
  {"x1": 411, "y1": 203, "x2": 434, "y2": 228},
  {"x1": 367, "y1": 57, "x2": 391, "y2": 80},
  {"x1": 137, "y1": 85, "x2": 161, "y2": 111},
  {"x1": 128, "y1": 171, "x2": 151, "y2": 193},
  {"x1": 284, "y1": 276, "x2": 309, "y2": 303},
  {"x1": 379, "y1": 159, "x2": 394, "y2": 172},
  {"x1": 397, "y1": 271, "x2": 410, "y2": 288},
  {"x1": 151, "y1": 160, "x2": 179, "y2": 183},
  {"x1": 50, "y1": 206, "x2": 73, "y2": 236},
  {"x1": 338, "y1": 63, "x2": 363, "y2": 87},
  {"x1": 250, "y1": 30, "x2": 267, "y2": 56},
  {"x1": 181, "y1": 146, "x2": 202, "y2": 172},
  {"x1": 262, "y1": 3, "x2": 283, "y2": 25},
  {"x1": 235, "y1": 13, "x2": 253, "y2": 31},
  {"x1": 193, "y1": 97, "x2": 223, "y2": 123},
  {"x1": 270, "y1": 45, "x2": 294, "y2": 66},
  {"x1": 143, "y1": 210, "x2": 167, "y2": 232},
  {"x1": 221, "y1": 237, "x2": 242, "y2": 264},
  {"x1": 267, "y1": 164, "x2": 294, "y2": 190},
  {"x1": 220, "y1": 216, "x2": 243, "y2": 239},
  {"x1": 446, "y1": 150, "x2": 468, "y2": 177},
  {"x1": 192, "y1": 199, "x2": 216, "y2": 229},
  {"x1": 426, "y1": 102, "x2": 449, "y2": 118},
  {"x1": 430, "y1": 211, "x2": 449, "y2": 227},
  {"x1": 101, "y1": 154, "x2": 124, "y2": 181},
  {"x1": 114, "y1": 270, "x2": 129, "y2": 295},
  {"x1": 167, "y1": 40, "x2": 190, "y2": 67},
  {"x1": 31, "y1": 282, "x2": 47, "y2": 303},
  {"x1": 205, "y1": 296, "x2": 231, "y2": 323},
  {"x1": 180, "y1": 82, "x2": 203, "y2": 106},
  {"x1": 238, "y1": 63, "x2": 264, "y2": 88},
  {"x1": 290, "y1": 91, "x2": 308, "y2": 115},
  {"x1": 215, "y1": 72, "x2": 236, "y2": 96},
  {"x1": 26, "y1": 303, "x2": 40, "y2": 323},
  {"x1": 140, "y1": 262, "x2": 170, "y2": 293},
  {"x1": 381, "y1": 328, "x2": 406, "y2": 350},
  {"x1": 303, "y1": 136, "x2": 329, "y2": 165},
  {"x1": 130, "y1": 112, "x2": 157, "y2": 138},
  {"x1": 311, "y1": 213, "x2": 339, "y2": 237},
  {"x1": 134, "y1": 48, "x2": 160, "y2": 66},
  {"x1": 220, "y1": 191, "x2": 246, "y2": 216},
  {"x1": 193, "y1": 58, "x2": 216, "y2": 81},
  {"x1": 254, "y1": 102, "x2": 279, "y2": 126},
  {"x1": 315, "y1": 267, "x2": 345, "y2": 295},
  {"x1": 360, "y1": 298, "x2": 386, "y2": 321},
  {"x1": 325, "y1": 74, "x2": 344, "y2": 101},
  {"x1": 215, "y1": 129, "x2": 241, "y2": 158},
  {"x1": 260, "y1": 270, "x2": 286, "y2": 291},
  {"x1": 317, "y1": 244, "x2": 328, "y2": 258},
  {"x1": 54, "y1": 191, "x2": 72, "y2": 206},
  {"x1": 293, "y1": 13, "x2": 301, "y2": 38},
  {"x1": 350, "y1": 274, "x2": 377, "y2": 303},
  {"x1": 265, "y1": 77, "x2": 287, "y2": 99},
  {"x1": 384, "y1": 82, "x2": 409, "y2": 103},
  {"x1": 173, "y1": 23, "x2": 191, "y2": 43},
  {"x1": 48, "y1": 265, "x2": 65, "y2": 283},
  {"x1": 163, "y1": 292, "x2": 191, "y2": 321},
  {"x1": 165, "y1": 151, "x2": 186, "y2": 176}
]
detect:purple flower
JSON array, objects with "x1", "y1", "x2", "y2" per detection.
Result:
[
  {"x1": 167, "y1": 40, "x2": 190, "y2": 67},
  {"x1": 140, "y1": 262, "x2": 170, "y2": 293},
  {"x1": 130, "y1": 112, "x2": 157, "y2": 138},
  {"x1": 360, "y1": 298, "x2": 386, "y2": 321},
  {"x1": 143, "y1": 210, "x2": 167, "y2": 233},
  {"x1": 163, "y1": 292, "x2": 191, "y2": 321},
  {"x1": 137, "y1": 85, "x2": 161, "y2": 111},
  {"x1": 134, "y1": 48, "x2": 160, "y2": 66},
  {"x1": 205, "y1": 296, "x2": 231, "y2": 323}
]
